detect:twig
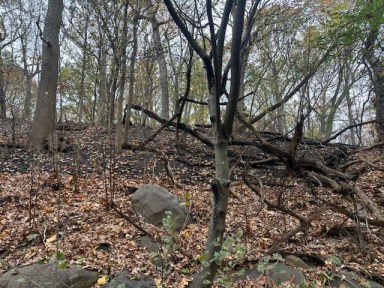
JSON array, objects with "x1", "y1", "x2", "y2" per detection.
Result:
[
  {"x1": 110, "y1": 202, "x2": 155, "y2": 239},
  {"x1": 36, "y1": 17, "x2": 52, "y2": 47}
]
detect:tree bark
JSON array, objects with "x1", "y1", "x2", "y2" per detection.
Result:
[
  {"x1": 29, "y1": 0, "x2": 63, "y2": 150},
  {"x1": 115, "y1": 0, "x2": 129, "y2": 152},
  {"x1": 77, "y1": 9, "x2": 89, "y2": 124},
  {"x1": 96, "y1": 40, "x2": 108, "y2": 125},
  {"x1": 0, "y1": 53, "x2": 6, "y2": 119},
  {"x1": 163, "y1": 0, "x2": 251, "y2": 285},
  {"x1": 149, "y1": 15, "x2": 170, "y2": 120},
  {"x1": 123, "y1": 13, "x2": 139, "y2": 144},
  {"x1": 365, "y1": 25, "x2": 384, "y2": 142},
  {"x1": 21, "y1": 34, "x2": 39, "y2": 122}
]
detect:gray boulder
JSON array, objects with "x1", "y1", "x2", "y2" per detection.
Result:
[
  {"x1": 0, "y1": 262, "x2": 98, "y2": 288},
  {"x1": 132, "y1": 184, "x2": 189, "y2": 233},
  {"x1": 266, "y1": 262, "x2": 306, "y2": 285},
  {"x1": 284, "y1": 255, "x2": 312, "y2": 269}
]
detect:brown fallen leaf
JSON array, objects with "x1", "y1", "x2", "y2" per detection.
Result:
[
  {"x1": 43, "y1": 206, "x2": 55, "y2": 213},
  {"x1": 46, "y1": 234, "x2": 57, "y2": 243},
  {"x1": 97, "y1": 275, "x2": 108, "y2": 285}
]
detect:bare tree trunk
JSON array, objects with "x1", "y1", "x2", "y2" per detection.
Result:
[
  {"x1": 29, "y1": 0, "x2": 63, "y2": 150},
  {"x1": 108, "y1": 66, "x2": 118, "y2": 132},
  {"x1": 123, "y1": 14, "x2": 139, "y2": 144},
  {"x1": 0, "y1": 51, "x2": 6, "y2": 119},
  {"x1": 168, "y1": 0, "x2": 248, "y2": 285},
  {"x1": 346, "y1": 93, "x2": 356, "y2": 145},
  {"x1": 78, "y1": 10, "x2": 89, "y2": 124},
  {"x1": 21, "y1": 35, "x2": 39, "y2": 122},
  {"x1": 365, "y1": 25, "x2": 384, "y2": 142},
  {"x1": 149, "y1": 15, "x2": 169, "y2": 120},
  {"x1": 23, "y1": 75, "x2": 33, "y2": 121},
  {"x1": 233, "y1": 48, "x2": 250, "y2": 133},
  {"x1": 97, "y1": 43, "x2": 108, "y2": 125},
  {"x1": 115, "y1": 0, "x2": 129, "y2": 152},
  {"x1": 0, "y1": 17, "x2": 5, "y2": 108}
]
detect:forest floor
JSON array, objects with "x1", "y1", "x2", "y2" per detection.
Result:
[{"x1": 0, "y1": 121, "x2": 383, "y2": 287}]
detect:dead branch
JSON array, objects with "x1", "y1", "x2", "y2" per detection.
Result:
[
  {"x1": 139, "y1": 113, "x2": 179, "y2": 147},
  {"x1": 305, "y1": 171, "x2": 384, "y2": 222},
  {"x1": 237, "y1": 110, "x2": 358, "y2": 181},
  {"x1": 352, "y1": 194, "x2": 368, "y2": 254},
  {"x1": 354, "y1": 141, "x2": 384, "y2": 152},
  {"x1": 267, "y1": 204, "x2": 329, "y2": 254},
  {"x1": 322, "y1": 120, "x2": 376, "y2": 145},
  {"x1": 111, "y1": 202, "x2": 155, "y2": 240},
  {"x1": 243, "y1": 173, "x2": 305, "y2": 222},
  {"x1": 248, "y1": 157, "x2": 281, "y2": 167},
  {"x1": 0, "y1": 142, "x2": 25, "y2": 148},
  {"x1": 131, "y1": 104, "x2": 213, "y2": 148},
  {"x1": 322, "y1": 199, "x2": 384, "y2": 227},
  {"x1": 300, "y1": 160, "x2": 358, "y2": 181},
  {"x1": 353, "y1": 186, "x2": 384, "y2": 222},
  {"x1": 341, "y1": 156, "x2": 382, "y2": 170},
  {"x1": 359, "y1": 158, "x2": 384, "y2": 171}
]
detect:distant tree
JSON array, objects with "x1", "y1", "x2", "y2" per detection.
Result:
[
  {"x1": 29, "y1": 0, "x2": 63, "y2": 150},
  {"x1": 0, "y1": 2, "x2": 28, "y2": 120},
  {"x1": 115, "y1": 0, "x2": 129, "y2": 152},
  {"x1": 19, "y1": 1, "x2": 42, "y2": 122},
  {"x1": 315, "y1": 0, "x2": 384, "y2": 142},
  {"x1": 123, "y1": 8, "x2": 140, "y2": 144},
  {"x1": 148, "y1": 8, "x2": 170, "y2": 120},
  {"x1": 0, "y1": 16, "x2": 6, "y2": 119}
]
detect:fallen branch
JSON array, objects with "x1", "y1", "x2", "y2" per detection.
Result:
[
  {"x1": 243, "y1": 173, "x2": 305, "y2": 222},
  {"x1": 111, "y1": 202, "x2": 155, "y2": 240},
  {"x1": 322, "y1": 199, "x2": 384, "y2": 227},
  {"x1": 304, "y1": 171, "x2": 384, "y2": 223},
  {"x1": 353, "y1": 186, "x2": 384, "y2": 222},
  {"x1": 354, "y1": 140, "x2": 384, "y2": 152},
  {"x1": 359, "y1": 158, "x2": 384, "y2": 171},
  {"x1": 237, "y1": 110, "x2": 358, "y2": 181},
  {"x1": 139, "y1": 113, "x2": 179, "y2": 147},
  {"x1": 267, "y1": 204, "x2": 329, "y2": 254},
  {"x1": 131, "y1": 104, "x2": 213, "y2": 148},
  {"x1": 0, "y1": 142, "x2": 25, "y2": 148}
]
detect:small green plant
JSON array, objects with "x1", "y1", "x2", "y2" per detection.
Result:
[
  {"x1": 183, "y1": 191, "x2": 191, "y2": 206},
  {"x1": 257, "y1": 253, "x2": 284, "y2": 273},
  {"x1": 319, "y1": 254, "x2": 343, "y2": 284},
  {"x1": 200, "y1": 231, "x2": 247, "y2": 287},
  {"x1": 56, "y1": 250, "x2": 68, "y2": 269},
  {"x1": 150, "y1": 211, "x2": 180, "y2": 281},
  {"x1": 162, "y1": 210, "x2": 176, "y2": 233}
]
